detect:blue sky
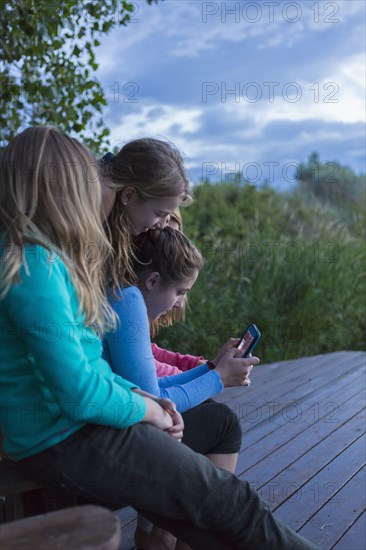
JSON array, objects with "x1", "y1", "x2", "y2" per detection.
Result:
[{"x1": 95, "y1": 0, "x2": 365, "y2": 188}]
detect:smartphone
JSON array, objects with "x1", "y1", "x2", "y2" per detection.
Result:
[{"x1": 236, "y1": 324, "x2": 261, "y2": 358}]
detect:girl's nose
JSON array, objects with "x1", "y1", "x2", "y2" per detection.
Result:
[
  {"x1": 155, "y1": 215, "x2": 170, "y2": 230},
  {"x1": 174, "y1": 297, "x2": 184, "y2": 309}
]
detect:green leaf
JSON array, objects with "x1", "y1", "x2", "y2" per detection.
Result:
[
  {"x1": 78, "y1": 27, "x2": 86, "y2": 39},
  {"x1": 72, "y1": 45, "x2": 82, "y2": 56}
]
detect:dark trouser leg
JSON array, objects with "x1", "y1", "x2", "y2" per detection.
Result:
[
  {"x1": 138, "y1": 399, "x2": 242, "y2": 539},
  {"x1": 182, "y1": 400, "x2": 242, "y2": 455},
  {"x1": 20, "y1": 423, "x2": 319, "y2": 550}
]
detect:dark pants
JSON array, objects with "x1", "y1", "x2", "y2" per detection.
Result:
[
  {"x1": 181, "y1": 399, "x2": 242, "y2": 455},
  {"x1": 20, "y1": 421, "x2": 319, "y2": 550}
]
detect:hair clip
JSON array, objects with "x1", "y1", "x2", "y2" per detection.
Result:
[{"x1": 102, "y1": 152, "x2": 115, "y2": 164}]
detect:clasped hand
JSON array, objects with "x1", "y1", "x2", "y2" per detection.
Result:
[{"x1": 133, "y1": 388, "x2": 184, "y2": 441}]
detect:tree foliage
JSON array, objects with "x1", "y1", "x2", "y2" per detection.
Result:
[
  {"x1": 156, "y1": 155, "x2": 366, "y2": 363},
  {"x1": 296, "y1": 152, "x2": 365, "y2": 211},
  {"x1": 0, "y1": 0, "x2": 157, "y2": 151}
]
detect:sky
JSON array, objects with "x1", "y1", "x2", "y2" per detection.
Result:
[{"x1": 95, "y1": 0, "x2": 365, "y2": 188}]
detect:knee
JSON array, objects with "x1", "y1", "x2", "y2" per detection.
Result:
[
  {"x1": 221, "y1": 404, "x2": 242, "y2": 450},
  {"x1": 208, "y1": 402, "x2": 242, "y2": 453}
]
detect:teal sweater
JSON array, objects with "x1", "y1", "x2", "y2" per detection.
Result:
[{"x1": 0, "y1": 244, "x2": 146, "y2": 460}]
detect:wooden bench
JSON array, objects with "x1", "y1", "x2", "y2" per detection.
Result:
[
  {"x1": 0, "y1": 457, "x2": 79, "y2": 522},
  {"x1": 0, "y1": 505, "x2": 121, "y2": 549}
]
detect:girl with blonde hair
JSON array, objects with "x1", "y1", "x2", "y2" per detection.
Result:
[
  {"x1": 100, "y1": 144, "x2": 255, "y2": 548},
  {"x1": 99, "y1": 139, "x2": 192, "y2": 290},
  {"x1": 0, "y1": 126, "x2": 182, "y2": 453}
]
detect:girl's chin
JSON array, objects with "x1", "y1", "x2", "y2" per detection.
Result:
[
  {"x1": 148, "y1": 314, "x2": 162, "y2": 322},
  {"x1": 155, "y1": 311, "x2": 168, "y2": 321}
]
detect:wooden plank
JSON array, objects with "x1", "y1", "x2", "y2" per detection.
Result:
[
  {"x1": 218, "y1": 352, "x2": 353, "y2": 408},
  {"x1": 117, "y1": 353, "x2": 366, "y2": 549},
  {"x1": 298, "y1": 467, "x2": 366, "y2": 549},
  {"x1": 241, "y1": 351, "x2": 356, "y2": 389},
  {"x1": 332, "y1": 511, "x2": 366, "y2": 550},
  {"x1": 237, "y1": 373, "x2": 363, "y2": 458},
  {"x1": 218, "y1": 351, "x2": 362, "y2": 407},
  {"x1": 221, "y1": 354, "x2": 365, "y2": 455},
  {"x1": 115, "y1": 505, "x2": 137, "y2": 528},
  {"x1": 118, "y1": 518, "x2": 137, "y2": 550},
  {"x1": 238, "y1": 364, "x2": 363, "y2": 439},
  {"x1": 0, "y1": 505, "x2": 121, "y2": 550},
  {"x1": 235, "y1": 370, "x2": 364, "y2": 469},
  {"x1": 273, "y1": 434, "x2": 365, "y2": 525},
  {"x1": 237, "y1": 404, "x2": 365, "y2": 486},
  {"x1": 229, "y1": 353, "x2": 365, "y2": 425},
  {"x1": 115, "y1": 507, "x2": 137, "y2": 550}
]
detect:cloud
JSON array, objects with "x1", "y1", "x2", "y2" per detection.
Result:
[
  {"x1": 298, "y1": 130, "x2": 343, "y2": 143},
  {"x1": 216, "y1": 52, "x2": 365, "y2": 128},
  {"x1": 96, "y1": 0, "x2": 366, "y2": 71},
  {"x1": 107, "y1": 102, "x2": 203, "y2": 145},
  {"x1": 99, "y1": 1, "x2": 365, "y2": 178},
  {"x1": 164, "y1": 0, "x2": 366, "y2": 57}
]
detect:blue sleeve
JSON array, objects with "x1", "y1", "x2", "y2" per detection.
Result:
[
  {"x1": 158, "y1": 368, "x2": 223, "y2": 412},
  {"x1": 158, "y1": 363, "x2": 210, "y2": 387},
  {"x1": 104, "y1": 287, "x2": 163, "y2": 396},
  {"x1": 104, "y1": 287, "x2": 224, "y2": 413}
]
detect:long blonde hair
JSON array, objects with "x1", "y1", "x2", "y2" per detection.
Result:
[
  {"x1": 99, "y1": 138, "x2": 193, "y2": 290},
  {"x1": 0, "y1": 126, "x2": 115, "y2": 332}
]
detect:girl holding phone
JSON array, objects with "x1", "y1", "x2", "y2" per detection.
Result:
[{"x1": 100, "y1": 145, "x2": 256, "y2": 548}]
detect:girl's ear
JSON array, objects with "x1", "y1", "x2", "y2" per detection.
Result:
[
  {"x1": 120, "y1": 186, "x2": 136, "y2": 206},
  {"x1": 144, "y1": 272, "x2": 161, "y2": 291}
]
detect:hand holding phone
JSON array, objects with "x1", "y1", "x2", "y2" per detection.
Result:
[
  {"x1": 214, "y1": 346, "x2": 260, "y2": 387},
  {"x1": 236, "y1": 323, "x2": 261, "y2": 358}
]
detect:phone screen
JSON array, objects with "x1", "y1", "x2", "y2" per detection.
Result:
[
  {"x1": 236, "y1": 324, "x2": 261, "y2": 358},
  {"x1": 237, "y1": 331, "x2": 255, "y2": 356}
]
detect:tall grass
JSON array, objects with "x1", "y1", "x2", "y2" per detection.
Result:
[{"x1": 156, "y1": 177, "x2": 366, "y2": 363}]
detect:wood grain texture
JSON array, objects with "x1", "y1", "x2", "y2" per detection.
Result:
[{"x1": 118, "y1": 351, "x2": 365, "y2": 550}]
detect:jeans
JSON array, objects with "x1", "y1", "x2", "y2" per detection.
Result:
[{"x1": 20, "y1": 422, "x2": 319, "y2": 550}]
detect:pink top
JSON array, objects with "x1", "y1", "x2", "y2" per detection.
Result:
[{"x1": 152, "y1": 343, "x2": 204, "y2": 377}]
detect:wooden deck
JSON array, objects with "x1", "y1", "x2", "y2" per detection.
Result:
[{"x1": 117, "y1": 350, "x2": 366, "y2": 550}]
